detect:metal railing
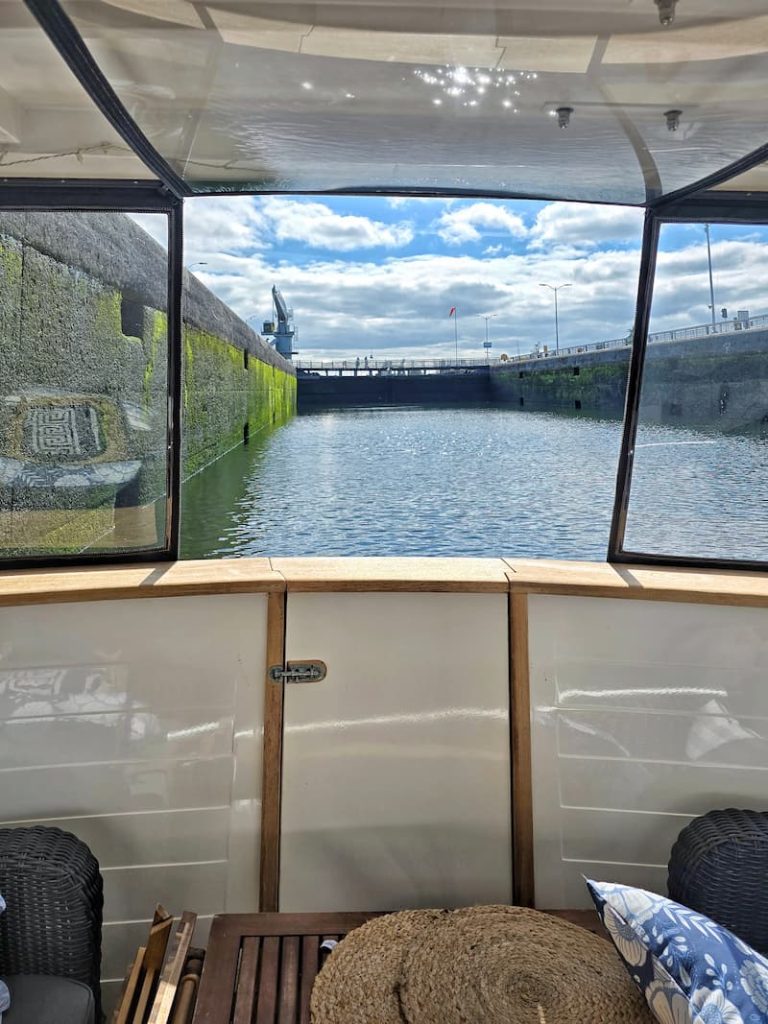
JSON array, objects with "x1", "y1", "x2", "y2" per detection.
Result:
[
  {"x1": 295, "y1": 311, "x2": 768, "y2": 371},
  {"x1": 296, "y1": 357, "x2": 496, "y2": 371}
]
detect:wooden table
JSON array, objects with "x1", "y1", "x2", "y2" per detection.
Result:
[{"x1": 191, "y1": 910, "x2": 604, "y2": 1024}]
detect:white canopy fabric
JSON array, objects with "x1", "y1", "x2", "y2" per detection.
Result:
[
  {"x1": 6, "y1": 1, "x2": 768, "y2": 202},
  {"x1": 0, "y1": 0, "x2": 153, "y2": 179}
]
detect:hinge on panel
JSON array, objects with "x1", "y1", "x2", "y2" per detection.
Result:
[{"x1": 268, "y1": 660, "x2": 327, "y2": 684}]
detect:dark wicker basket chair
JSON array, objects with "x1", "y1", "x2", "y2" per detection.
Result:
[
  {"x1": 668, "y1": 808, "x2": 768, "y2": 955},
  {"x1": 0, "y1": 826, "x2": 103, "y2": 1017}
]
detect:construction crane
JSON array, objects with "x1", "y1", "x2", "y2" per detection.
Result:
[{"x1": 261, "y1": 285, "x2": 296, "y2": 360}]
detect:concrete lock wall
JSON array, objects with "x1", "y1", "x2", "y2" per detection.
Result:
[
  {"x1": 0, "y1": 211, "x2": 296, "y2": 553},
  {"x1": 490, "y1": 330, "x2": 768, "y2": 429}
]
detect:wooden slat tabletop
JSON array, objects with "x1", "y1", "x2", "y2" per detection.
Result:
[{"x1": 191, "y1": 910, "x2": 603, "y2": 1024}]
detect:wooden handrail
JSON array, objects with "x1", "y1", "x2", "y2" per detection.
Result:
[{"x1": 0, "y1": 556, "x2": 766, "y2": 606}]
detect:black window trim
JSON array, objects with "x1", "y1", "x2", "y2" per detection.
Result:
[
  {"x1": 0, "y1": 181, "x2": 183, "y2": 568},
  {"x1": 608, "y1": 190, "x2": 768, "y2": 571}
]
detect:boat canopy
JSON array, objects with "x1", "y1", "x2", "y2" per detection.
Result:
[{"x1": 3, "y1": 0, "x2": 768, "y2": 204}]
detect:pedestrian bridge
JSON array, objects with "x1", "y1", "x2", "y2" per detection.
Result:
[
  {"x1": 295, "y1": 357, "x2": 496, "y2": 376},
  {"x1": 294, "y1": 311, "x2": 768, "y2": 374}
]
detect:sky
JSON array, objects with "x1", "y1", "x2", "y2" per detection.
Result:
[{"x1": 134, "y1": 198, "x2": 768, "y2": 361}]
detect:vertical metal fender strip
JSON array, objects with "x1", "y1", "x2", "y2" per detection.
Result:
[
  {"x1": 608, "y1": 209, "x2": 661, "y2": 559},
  {"x1": 23, "y1": 0, "x2": 188, "y2": 198}
]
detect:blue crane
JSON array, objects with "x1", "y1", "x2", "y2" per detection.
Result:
[{"x1": 262, "y1": 285, "x2": 296, "y2": 360}]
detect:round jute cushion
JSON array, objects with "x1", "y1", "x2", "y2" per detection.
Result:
[
  {"x1": 310, "y1": 910, "x2": 445, "y2": 1024},
  {"x1": 400, "y1": 906, "x2": 653, "y2": 1024},
  {"x1": 311, "y1": 906, "x2": 654, "y2": 1024}
]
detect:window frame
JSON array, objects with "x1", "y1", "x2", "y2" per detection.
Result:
[
  {"x1": 608, "y1": 191, "x2": 768, "y2": 570},
  {"x1": 0, "y1": 181, "x2": 183, "y2": 567}
]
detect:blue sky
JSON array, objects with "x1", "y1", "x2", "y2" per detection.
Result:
[{"x1": 136, "y1": 198, "x2": 768, "y2": 360}]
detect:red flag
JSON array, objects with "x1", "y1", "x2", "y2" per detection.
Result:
[{"x1": 449, "y1": 306, "x2": 456, "y2": 317}]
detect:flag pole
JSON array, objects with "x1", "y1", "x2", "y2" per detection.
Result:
[{"x1": 454, "y1": 308, "x2": 458, "y2": 362}]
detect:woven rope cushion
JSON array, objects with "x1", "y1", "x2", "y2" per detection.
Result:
[
  {"x1": 311, "y1": 906, "x2": 654, "y2": 1024},
  {"x1": 311, "y1": 911, "x2": 444, "y2": 1024}
]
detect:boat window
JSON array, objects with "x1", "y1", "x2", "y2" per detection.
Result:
[
  {"x1": 620, "y1": 219, "x2": 768, "y2": 564},
  {"x1": 57, "y1": 1, "x2": 768, "y2": 204},
  {"x1": 0, "y1": 2, "x2": 153, "y2": 180},
  {"x1": 0, "y1": 210, "x2": 172, "y2": 560},
  {"x1": 178, "y1": 193, "x2": 642, "y2": 561}
]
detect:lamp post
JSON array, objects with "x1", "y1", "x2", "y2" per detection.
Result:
[
  {"x1": 705, "y1": 224, "x2": 717, "y2": 332},
  {"x1": 539, "y1": 282, "x2": 571, "y2": 354},
  {"x1": 187, "y1": 261, "x2": 208, "y2": 274},
  {"x1": 478, "y1": 313, "x2": 497, "y2": 360}
]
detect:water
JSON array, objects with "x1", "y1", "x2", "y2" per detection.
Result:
[{"x1": 180, "y1": 405, "x2": 768, "y2": 561}]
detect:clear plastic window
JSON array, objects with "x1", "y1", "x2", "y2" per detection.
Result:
[
  {"x1": 623, "y1": 220, "x2": 768, "y2": 561},
  {"x1": 0, "y1": 210, "x2": 171, "y2": 557}
]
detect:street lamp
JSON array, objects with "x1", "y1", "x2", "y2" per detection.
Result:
[
  {"x1": 539, "y1": 282, "x2": 571, "y2": 354},
  {"x1": 705, "y1": 224, "x2": 717, "y2": 331},
  {"x1": 478, "y1": 313, "x2": 497, "y2": 360},
  {"x1": 187, "y1": 261, "x2": 208, "y2": 273}
]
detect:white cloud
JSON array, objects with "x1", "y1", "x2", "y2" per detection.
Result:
[
  {"x1": 650, "y1": 239, "x2": 768, "y2": 329},
  {"x1": 259, "y1": 197, "x2": 414, "y2": 251},
  {"x1": 483, "y1": 243, "x2": 503, "y2": 256},
  {"x1": 530, "y1": 202, "x2": 644, "y2": 250},
  {"x1": 174, "y1": 197, "x2": 768, "y2": 361},
  {"x1": 197, "y1": 239, "x2": 645, "y2": 360},
  {"x1": 387, "y1": 197, "x2": 446, "y2": 208},
  {"x1": 135, "y1": 196, "x2": 415, "y2": 268},
  {"x1": 436, "y1": 202, "x2": 528, "y2": 245}
]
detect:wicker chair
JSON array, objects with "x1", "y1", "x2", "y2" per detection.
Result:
[
  {"x1": 668, "y1": 808, "x2": 768, "y2": 955},
  {"x1": 0, "y1": 826, "x2": 103, "y2": 1022}
]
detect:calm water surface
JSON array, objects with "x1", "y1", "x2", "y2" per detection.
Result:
[{"x1": 180, "y1": 406, "x2": 768, "y2": 560}]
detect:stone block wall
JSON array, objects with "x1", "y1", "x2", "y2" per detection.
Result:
[{"x1": 0, "y1": 211, "x2": 295, "y2": 554}]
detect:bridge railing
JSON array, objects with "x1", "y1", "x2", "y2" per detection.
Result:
[
  {"x1": 295, "y1": 311, "x2": 768, "y2": 370},
  {"x1": 554, "y1": 312, "x2": 768, "y2": 359},
  {"x1": 296, "y1": 357, "x2": 496, "y2": 370}
]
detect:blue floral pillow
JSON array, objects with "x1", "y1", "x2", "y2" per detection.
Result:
[{"x1": 587, "y1": 879, "x2": 768, "y2": 1024}]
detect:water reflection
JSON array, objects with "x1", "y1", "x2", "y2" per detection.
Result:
[
  {"x1": 181, "y1": 405, "x2": 623, "y2": 558},
  {"x1": 180, "y1": 405, "x2": 768, "y2": 561}
]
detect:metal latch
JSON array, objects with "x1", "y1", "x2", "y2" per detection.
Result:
[{"x1": 268, "y1": 660, "x2": 327, "y2": 684}]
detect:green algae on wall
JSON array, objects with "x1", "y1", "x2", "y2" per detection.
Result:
[
  {"x1": 182, "y1": 325, "x2": 296, "y2": 479},
  {"x1": 0, "y1": 216, "x2": 295, "y2": 556},
  {"x1": 491, "y1": 355, "x2": 629, "y2": 415}
]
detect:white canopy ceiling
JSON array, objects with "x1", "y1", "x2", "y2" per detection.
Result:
[
  {"x1": 0, "y1": 0, "x2": 153, "y2": 179},
  {"x1": 4, "y1": 0, "x2": 768, "y2": 202}
]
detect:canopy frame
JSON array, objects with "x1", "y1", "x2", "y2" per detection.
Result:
[
  {"x1": 4, "y1": 3, "x2": 768, "y2": 568},
  {"x1": 23, "y1": 0, "x2": 188, "y2": 198}
]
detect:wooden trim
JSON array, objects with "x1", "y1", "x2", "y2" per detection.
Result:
[
  {"x1": 504, "y1": 559, "x2": 768, "y2": 607},
  {"x1": 260, "y1": 591, "x2": 286, "y2": 912},
  {"x1": 148, "y1": 911, "x2": 197, "y2": 1024},
  {"x1": 270, "y1": 557, "x2": 509, "y2": 593},
  {"x1": 232, "y1": 939, "x2": 260, "y2": 1024},
  {"x1": 510, "y1": 592, "x2": 534, "y2": 908},
  {"x1": 191, "y1": 916, "x2": 242, "y2": 1024},
  {"x1": 0, "y1": 558, "x2": 283, "y2": 607},
  {"x1": 201, "y1": 912, "x2": 381, "y2": 939},
  {"x1": 3, "y1": 556, "x2": 768, "y2": 608}
]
